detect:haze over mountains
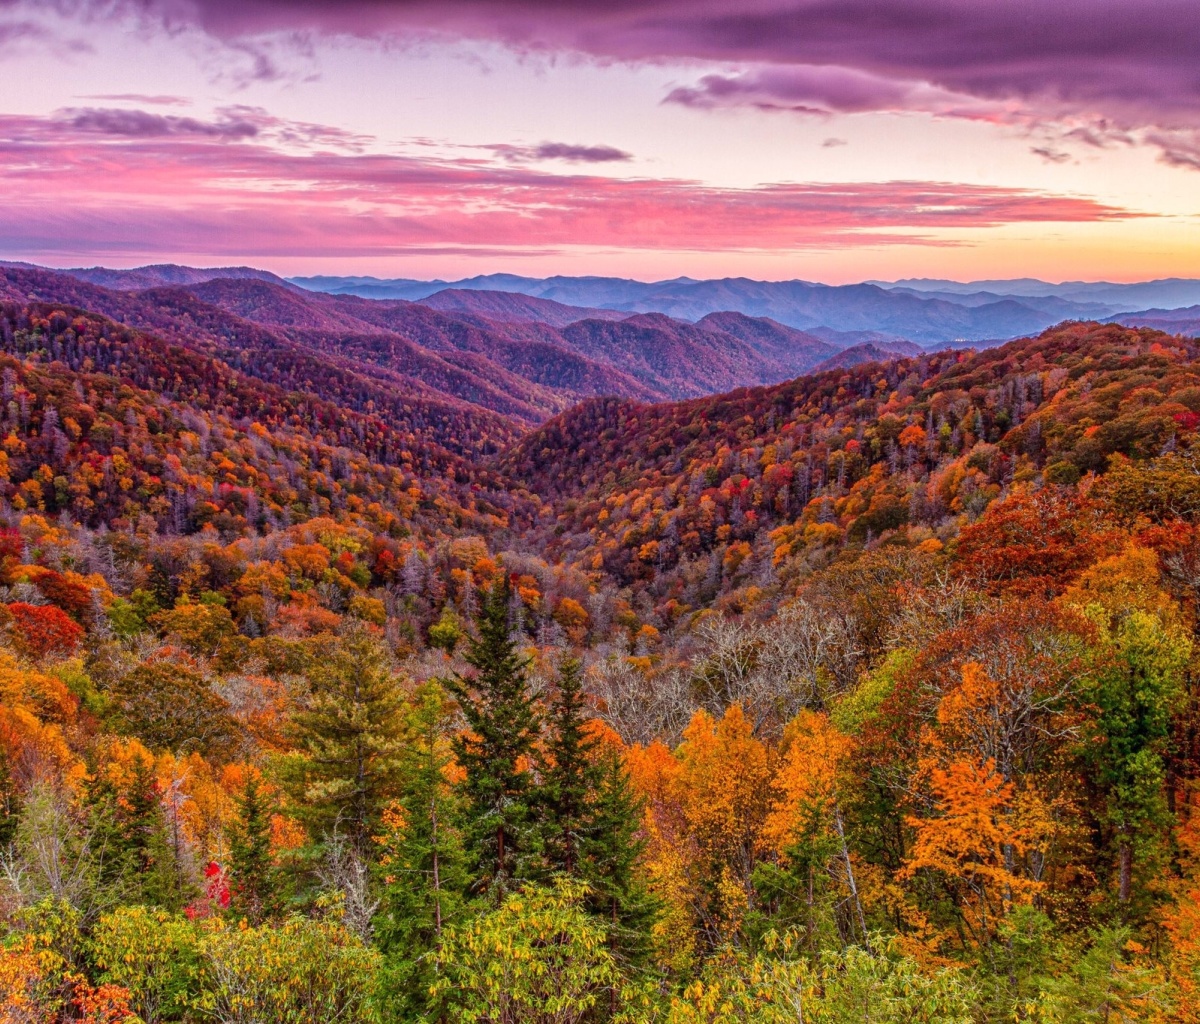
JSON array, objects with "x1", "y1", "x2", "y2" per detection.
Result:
[
  {"x1": 290, "y1": 270, "x2": 1200, "y2": 345},
  {"x1": 8, "y1": 261, "x2": 1200, "y2": 355}
]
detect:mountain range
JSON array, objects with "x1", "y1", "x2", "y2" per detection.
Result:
[
  {"x1": 286, "y1": 270, "x2": 1200, "y2": 345},
  {"x1": 0, "y1": 264, "x2": 870, "y2": 438},
  {"x1": 10, "y1": 261, "x2": 1200, "y2": 356}
]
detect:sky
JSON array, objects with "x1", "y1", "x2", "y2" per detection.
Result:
[{"x1": 0, "y1": 0, "x2": 1197, "y2": 283}]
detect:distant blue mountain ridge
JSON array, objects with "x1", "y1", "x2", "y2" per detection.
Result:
[
  {"x1": 4, "y1": 261, "x2": 1198, "y2": 347},
  {"x1": 288, "y1": 272, "x2": 1200, "y2": 345}
]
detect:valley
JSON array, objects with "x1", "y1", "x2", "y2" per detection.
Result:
[{"x1": 4, "y1": 260, "x2": 1200, "y2": 1021}]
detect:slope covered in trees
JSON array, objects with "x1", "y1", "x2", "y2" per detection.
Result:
[
  {"x1": 417, "y1": 287, "x2": 629, "y2": 327},
  {"x1": 0, "y1": 299, "x2": 530, "y2": 533},
  {"x1": 504, "y1": 321, "x2": 1198, "y2": 586},
  {"x1": 0, "y1": 266, "x2": 866, "y2": 416},
  {"x1": 5, "y1": 310, "x2": 1200, "y2": 1021}
]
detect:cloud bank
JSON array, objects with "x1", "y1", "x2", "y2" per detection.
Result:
[
  {"x1": 0, "y1": 108, "x2": 1143, "y2": 259},
  {"x1": 52, "y1": 0, "x2": 1197, "y2": 133}
]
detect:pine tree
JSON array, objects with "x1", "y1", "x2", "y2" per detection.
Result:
[
  {"x1": 447, "y1": 576, "x2": 540, "y2": 897},
  {"x1": 580, "y1": 748, "x2": 659, "y2": 975},
  {"x1": 84, "y1": 773, "x2": 129, "y2": 899},
  {"x1": 281, "y1": 626, "x2": 407, "y2": 857},
  {"x1": 375, "y1": 681, "x2": 469, "y2": 1020},
  {"x1": 540, "y1": 657, "x2": 594, "y2": 877},
  {"x1": 123, "y1": 756, "x2": 187, "y2": 910},
  {"x1": 229, "y1": 774, "x2": 277, "y2": 923},
  {"x1": 541, "y1": 658, "x2": 658, "y2": 978}
]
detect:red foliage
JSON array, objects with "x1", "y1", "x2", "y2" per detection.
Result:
[
  {"x1": 75, "y1": 982, "x2": 136, "y2": 1024},
  {"x1": 953, "y1": 488, "x2": 1124, "y2": 598},
  {"x1": 0, "y1": 529, "x2": 22, "y2": 574},
  {"x1": 7, "y1": 601, "x2": 85, "y2": 659},
  {"x1": 185, "y1": 861, "x2": 231, "y2": 919},
  {"x1": 30, "y1": 568, "x2": 95, "y2": 620}
]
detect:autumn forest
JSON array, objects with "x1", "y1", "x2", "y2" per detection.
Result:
[{"x1": 4, "y1": 263, "x2": 1200, "y2": 1024}]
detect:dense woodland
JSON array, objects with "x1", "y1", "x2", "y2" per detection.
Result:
[{"x1": 3, "y1": 270, "x2": 1200, "y2": 1022}]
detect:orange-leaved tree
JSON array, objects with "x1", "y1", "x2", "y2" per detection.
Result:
[
  {"x1": 673, "y1": 704, "x2": 774, "y2": 944},
  {"x1": 900, "y1": 664, "x2": 1060, "y2": 959},
  {"x1": 762, "y1": 710, "x2": 869, "y2": 949}
]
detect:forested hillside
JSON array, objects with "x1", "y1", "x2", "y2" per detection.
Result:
[
  {"x1": 5, "y1": 298, "x2": 1200, "y2": 1022},
  {"x1": 1, "y1": 266, "x2": 853, "y2": 418}
]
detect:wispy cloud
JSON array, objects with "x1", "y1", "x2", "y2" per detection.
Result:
[
  {"x1": 1031, "y1": 146, "x2": 1072, "y2": 165},
  {"x1": 48, "y1": 105, "x2": 373, "y2": 150},
  {"x1": 1145, "y1": 129, "x2": 1200, "y2": 171},
  {"x1": 661, "y1": 62, "x2": 1200, "y2": 171},
  {"x1": 664, "y1": 65, "x2": 1007, "y2": 121},
  {"x1": 63, "y1": 106, "x2": 262, "y2": 139},
  {"x1": 79, "y1": 93, "x2": 192, "y2": 106},
  {"x1": 0, "y1": 110, "x2": 1145, "y2": 260},
  {"x1": 487, "y1": 141, "x2": 633, "y2": 164},
  {"x1": 0, "y1": 18, "x2": 52, "y2": 48}
]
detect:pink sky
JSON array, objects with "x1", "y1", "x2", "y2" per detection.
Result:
[{"x1": 0, "y1": 0, "x2": 1197, "y2": 282}]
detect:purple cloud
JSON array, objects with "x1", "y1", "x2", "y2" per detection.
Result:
[
  {"x1": 59, "y1": 1, "x2": 1199, "y2": 131},
  {"x1": 1062, "y1": 122, "x2": 1135, "y2": 149},
  {"x1": 63, "y1": 107, "x2": 261, "y2": 139},
  {"x1": 1031, "y1": 146, "x2": 1072, "y2": 164},
  {"x1": 52, "y1": 104, "x2": 373, "y2": 150},
  {"x1": 663, "y1": 65, "x2": 995, "y2": 118},
  {"x1": 0, "y1": 18, "x2": 49, "y2": 48},
  {"x1": 489, "y1": 141, "x2": 633, "y2": 163},
  {"x1": 9, "y1": 1, "x2": 1200, "y2": 171},
  {"x1": 1145, "y1": 129, "x2": 1200, "y2": 170},
  {"x1": 533, "y1": 142, "x2": 631, "y2": 162}
]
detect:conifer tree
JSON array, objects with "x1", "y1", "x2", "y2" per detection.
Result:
[
  {"x1": 375, "y1": 681, "x2": 469, "y2": 1020},
  {"x1": 84, "y1": 773, "x2": 128, "y2": 899},
  {"x1": 541, "y1": 658, "x2": 658, "y2": 973},
  {"x1": 580, "y1": 748, "x2": 659, "y2": 973},
  {"x1": 447, "y1": 576, "x2": 540, "y2": 897},
  {"x1": 281, "y1": 626, "x2": 407, "y2": 857},
  {"x1": 540, "y1": 657, "x2": 594, "y2": 877},
  {"x1": 122, "y1": 756, "x2": 187, "y2": 910},
  {"x1": 229, "y1": 774, "x2": 277, "y2": 923},
  {"x1": 1084, "y1": 610, "x2": 1188, "y2": 911}
]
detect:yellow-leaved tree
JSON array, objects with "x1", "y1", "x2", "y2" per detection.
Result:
[{"x1": 673, "y1": 705, "x2": 773, "y2": 944}]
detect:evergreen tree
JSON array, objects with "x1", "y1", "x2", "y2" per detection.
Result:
[
  {"x1": 1083, "y1": 610, "x2": 1188, "y2": 912},
  {"x1": 83, "y1": 772, "x2": 129, "y2": 899},
  {"x1": 281, "y1": 626, "x2": 407, "y2": 857},
  {"x1": 106, "y1": 755, "x2": 188, "y2": 910},
  {"x1": 749, "y1": 824, "x2": 844, "y2": 954},
  {"x1": 540, "y1": 657, "x2": 594, "y2": 877},
  {"x1": 542, "y1": 658, "x2": 659, "y2": 978},
  {"x1": 229, "y1": 774, "x2": 277, "y2": 923},
  {"x1": 375, "y1": 681, "x2": 469, "y2": 1020},
  {"x1": 447, "y1": 576, "x2": 540, "y2": 897},
  {"x1": 580, "y1": 748, "x2": 659, "y2": 975}
]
